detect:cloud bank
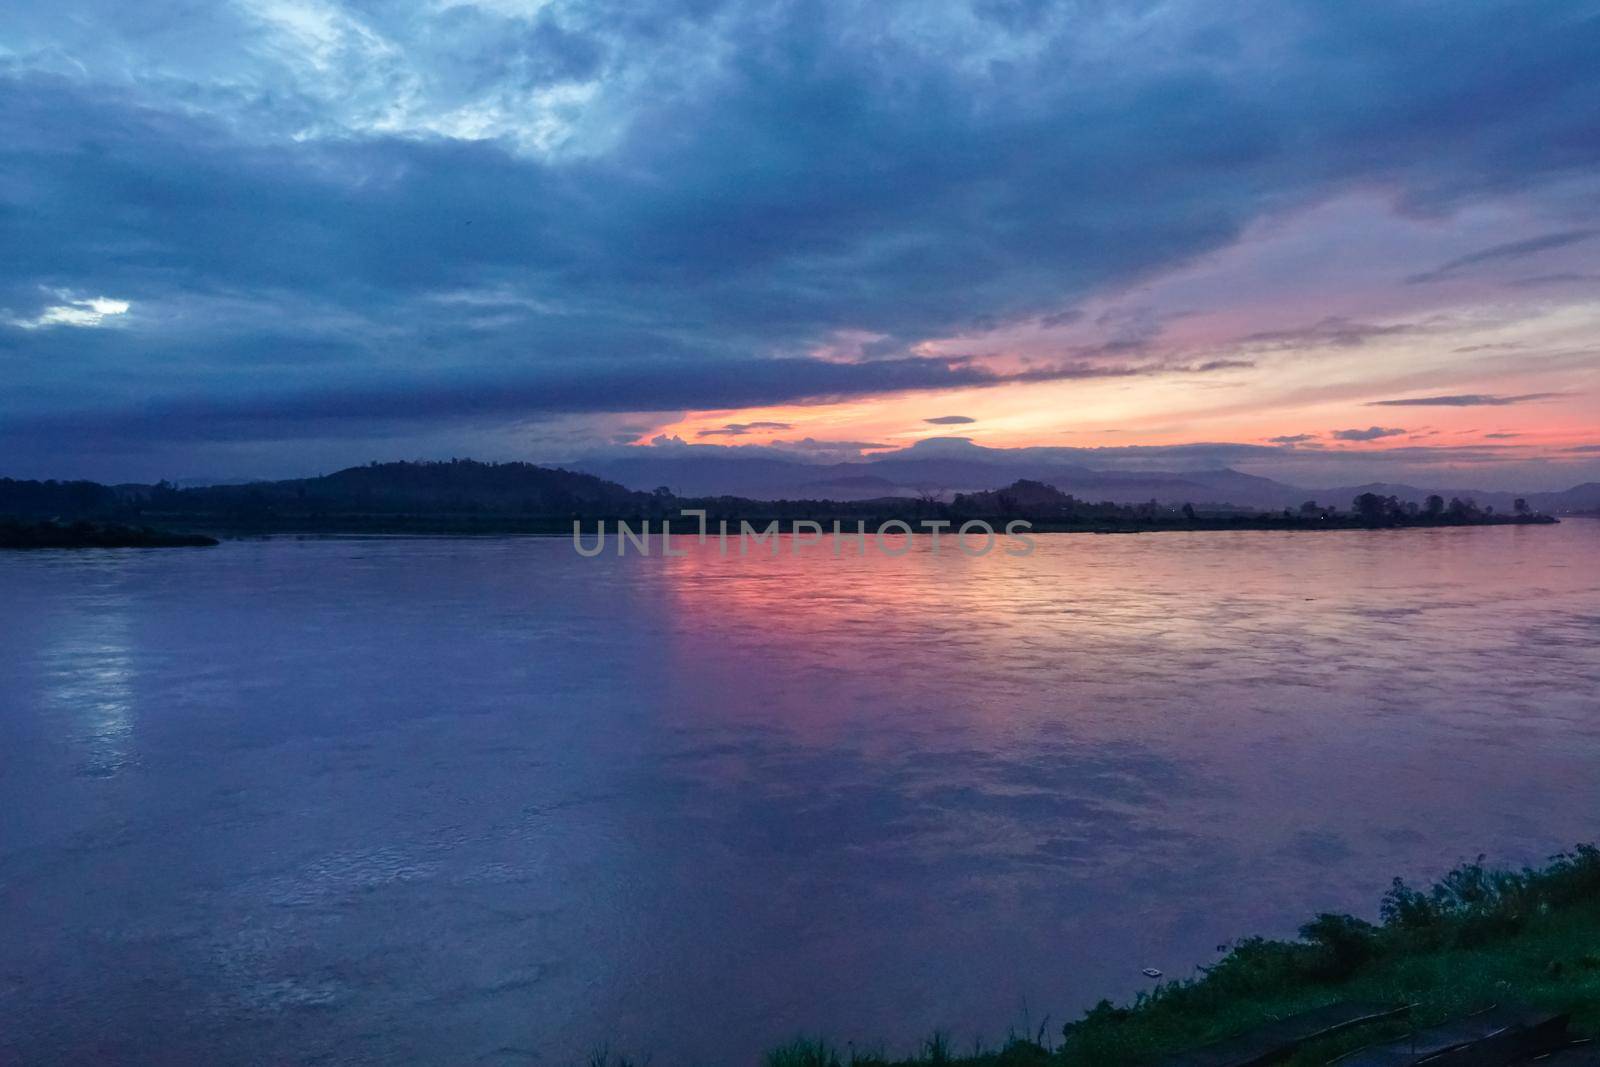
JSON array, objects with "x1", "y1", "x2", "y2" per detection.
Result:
[{"x1": 1, "y1": 0, "x2": 1597, "y2": 480}]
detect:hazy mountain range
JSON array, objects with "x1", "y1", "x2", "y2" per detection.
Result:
[
  {"x1": 5, "y1": 455, "x2": 1598, "y2": 523},
  {"x1": 572, "y1": 446, "x2": 1600, "y2": 514}
]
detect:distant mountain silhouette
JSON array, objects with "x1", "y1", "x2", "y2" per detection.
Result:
[
  {"x1": 574, "y1": 452, "x2": 1289, "y2": 506},
  {"x1": 573, "y1": 450, "x2": 1600, "y2": 513}
]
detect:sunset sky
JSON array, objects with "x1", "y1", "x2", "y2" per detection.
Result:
[{"x1": 2, "y1": 0, "x2": 1597, "y2": 488}]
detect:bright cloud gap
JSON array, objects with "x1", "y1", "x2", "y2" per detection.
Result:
[{"x1": 9, "y1": 295, "x2": 130, "y2": 330}]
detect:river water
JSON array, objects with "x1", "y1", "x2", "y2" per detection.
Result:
[{"x1": 2, "y1": 521, "x2": 1598, "y2": 1063}]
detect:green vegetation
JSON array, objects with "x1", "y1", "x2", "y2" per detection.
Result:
[
  {"x1": 747, "y1": 847, "x2": 1600, "y2": 1067},
  {"x1": 0, "y1": 518, "x2": 219, "y2": 549}
]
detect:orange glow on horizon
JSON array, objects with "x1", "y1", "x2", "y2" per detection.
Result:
[
  {"x1": 634, "y1": 381, "x2": 1600, "y2": 462},
  {"x1": 626, "y1": 197, "x2": 1600, "y2": 473}
]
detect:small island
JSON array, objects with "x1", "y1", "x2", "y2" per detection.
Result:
[{"x1": 0, "y1": 519, "x2": 220, "y2": 550}]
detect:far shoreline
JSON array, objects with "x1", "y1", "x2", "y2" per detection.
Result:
[
  {"x1": 4, "y1": 514, "x2": 1566, "y2": 550},
  {"x1": 2, "y1": 463, "x2": 1574, "y2": 547},
  {"x1": 159, "y1": 511, "x2": 1560, "y2": 539}
]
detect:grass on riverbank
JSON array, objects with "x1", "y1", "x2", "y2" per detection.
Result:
[{"x1": 756, "y1": 846, "x2": 1600, "y2": 1067}]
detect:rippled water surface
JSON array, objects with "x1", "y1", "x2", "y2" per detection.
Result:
[{"x1": 3, "y1": 522, "x2": 1599, "y2": 1064}]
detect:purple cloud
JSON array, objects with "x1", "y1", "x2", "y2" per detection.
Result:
[
  {"x1": 697, "y1": 421, "x2": 794, "y2": 438},
  {"x1": 1332, "y1": 426, "x2": 1408, "y2": 441},
  {"x1": 1405, "y1": 229, "x2": 1598, "y2": 284},
  {"x1": 1366, "y1": 393, "x2": 1569, "y2": 407}
]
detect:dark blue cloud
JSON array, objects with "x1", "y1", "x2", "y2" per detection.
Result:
[
  {"x1": 0, "y1": 351, "x2": 1244, "y2": 455},
  {"x1": 2, "y1": 0, "x2": 1599, "y2": 473}
]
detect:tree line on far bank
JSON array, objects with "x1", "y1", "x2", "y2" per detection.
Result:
[{"x1": 0, "y1": 463, "x2": 1555, "y2": 535}]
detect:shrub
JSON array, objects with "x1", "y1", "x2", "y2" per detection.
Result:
[{"x1": 1298, "y1": 913, "x2": 1379, "y2": 980}]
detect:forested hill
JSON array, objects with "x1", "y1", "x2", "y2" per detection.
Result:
[
  {"x1": 176, "y1": 460, "x2": 649, "y2": 514},
  {"x1": 1, "y1": 460, "x2": 652, "y2": 521}
]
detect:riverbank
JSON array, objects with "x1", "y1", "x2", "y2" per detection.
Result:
[{"x1": 760, "y1": 848, "x2": 1600, "y2": 1067}]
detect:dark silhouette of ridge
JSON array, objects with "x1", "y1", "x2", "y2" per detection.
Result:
[
  {"x1": 162, "y1": 459, "x2": 650, "y2": 515},
  {"x1": 0, "y1": 461, "x2": 1568, "y2": 537}
]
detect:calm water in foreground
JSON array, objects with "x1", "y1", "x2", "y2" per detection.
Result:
[{"x1": 2, "y1": 522, "x2": 1599, "y2": 1064}]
